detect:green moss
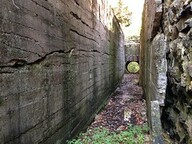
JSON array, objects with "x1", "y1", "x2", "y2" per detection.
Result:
[
  {"x1": 67, "y1": 125, "x2": 148, "y2": 144},
  {"x1": 127, "y1": 62, "x2": 140, "y2": 73}
]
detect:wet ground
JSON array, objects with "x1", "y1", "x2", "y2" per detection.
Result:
[{"x1": 89, "y1": 73, "x2": 152, "y2": 143}]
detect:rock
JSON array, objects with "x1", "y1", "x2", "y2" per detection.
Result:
[
  {"x1": 116, "y1": 125, "x2": 126, "y2": 131},
  {"x1": 124, "y1": 109, "x2": 132, "y2": 121},
  {"x1": 176, "y1": 19, "x2": 189, "y2": 33},
  {"x1": 185, "y1": 18, "x2": 192, "y2": 27},
  {"x1": 186, "y1": 118, "x2": 192, "y2": 138},
  {"x1": 187, "y1": 29, "x2": 192, "y2": 39},
  {"x1": 168, "y1": 9, "x2": 176, "y2": 24},
  {"x1": 169, "y1": 25, "x2": 179, "y2": 40},
  {"x1": 141, "y1": 0, "x2": 192, "y2": 143},
  {"x1": 151, "y1": 101, "x2": 163, "y2": 142},
  {"x1": 187, "y1": 64, "x2": 192, "y2": 77}
]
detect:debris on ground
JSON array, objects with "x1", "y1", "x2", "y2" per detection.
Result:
[
  {"x1": 90, "y1": 74, "x2": 147, "y2": 131},
  {"x1": 67, "y1": 74, "x2": 152, "y2": 144},
  {"x1": 87, "y1": 73, "x2": 152, "y2": 143}
]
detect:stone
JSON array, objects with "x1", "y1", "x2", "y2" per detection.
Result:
[
  {"x1": 185, "y1": 18, "x2": 192, "y2": 27},
  {"x1": 168, "y1": 9, "x2": 176, "y2": 24},
  {"x1": 170, "y1": 25, "x2": 179, "y2": 40},
  {"x1": 177, "y1": 19, "x2": 188, "y2": 32},
  {"x1": 186, "y1": 117, "x2": 192, "y2": 138},
  {"x1": 187, "y1": 29, "x2": 192, "y2": 39},
  {"x1": 187, "y1": 64, "x2": 192, "y2": 77},
  {"x1": 151, "y1": 101, "x2": 164, "y2": 144},
  {"x1": 141, "y1": 0, "x2": 192, "y2": 143}
]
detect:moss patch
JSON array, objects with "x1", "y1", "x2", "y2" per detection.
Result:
[
  {"x1": 127, "y1": 62, "x2": 140, "y2": 73},
  {"x1": 67, "y1": 125, "x2": 148, "y2": 144}
]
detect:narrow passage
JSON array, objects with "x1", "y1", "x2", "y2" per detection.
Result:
[
  {"x1": 90, "y1": 74, "x2": 146, "y2": 130},
  {"x1": 69, "y1": 74, "x2": 152, "y2": 143}
]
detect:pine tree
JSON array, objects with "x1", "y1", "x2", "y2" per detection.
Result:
[{"x1": 113, "y1": 0, "x2": 132, "y2": 27}]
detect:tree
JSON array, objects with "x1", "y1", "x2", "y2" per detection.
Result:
[{"x1": 113, "y1": 0, "x2": 132, "y2": 27}]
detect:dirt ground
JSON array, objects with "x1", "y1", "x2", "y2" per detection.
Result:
[{"x1": 89, "y1": 73, "x2": 152, "y2": 143}]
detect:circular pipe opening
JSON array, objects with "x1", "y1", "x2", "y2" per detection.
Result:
[{"x1": 125, "y1": 61, "x2": 140, "y2": 73}]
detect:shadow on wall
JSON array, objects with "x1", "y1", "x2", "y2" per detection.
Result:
[
  {"x1": 0, "y1": 0, "x2": 125, "y2": 144},
  {"x1": 108, "y1": 16, "x2": 125, "y2": 88}
]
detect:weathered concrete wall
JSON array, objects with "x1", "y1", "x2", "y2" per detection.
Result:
[
  {"x1": 140, "y1": 0, "x2": 166, "y2": 142},
  {"x1": 0, "y1": 0, "x2": 125, "y2": 143},
  {"x1": 125, "y1": 42, "x2": 140, "y2": 62},
  {"x1": 141, "y1": 0, "x2": 192, "y2": 143}
]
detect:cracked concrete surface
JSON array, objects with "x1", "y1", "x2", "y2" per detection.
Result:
[{"x1": 0, "y1": 0, "x2": 125, "y2": 143}]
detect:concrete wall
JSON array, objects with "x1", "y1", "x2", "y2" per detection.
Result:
[
  {"x1": 141, "y1": 0, "x2": 192, "y2": 143},
  {"x1": 140, "y1": 0, "x2": 166, "y2": 142},
  {"x1": 125, "y1": 42, "x2": 140, "y2": 62},
  {"x1": 0, "y1": 0, "x2": 125, "y2": 143}
]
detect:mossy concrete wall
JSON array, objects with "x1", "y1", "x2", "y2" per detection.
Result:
[
  {"x1": 140, "y1": 0, "x2": 166, "y2": 142},
  {"x1": 0, "y1": 0, "x2": 125, "y2": 143},
  {"x1": 141, "y1": 0, "x2": 192, "y2": 143}
]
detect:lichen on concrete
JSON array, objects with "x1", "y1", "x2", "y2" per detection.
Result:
[{"x1": 0, "y1": 0, "x2": 125, "y2": 143}]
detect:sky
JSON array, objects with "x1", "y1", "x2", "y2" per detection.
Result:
[{"x1": 110, "y1": 0, "x2": 145, "y2": 37}]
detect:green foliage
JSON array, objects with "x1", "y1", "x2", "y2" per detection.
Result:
[
  {"x1": 113, "y1": 0, "x2": 132, "y2": 27},
  {"x1": 127, "y1": 36, "x2": 140, "y2": 43},
  {"x1": 127, "y1": 62, "x2": 140, "y2": 73},
  {"x1": 67, "y1": 125, "x2": 148, "y2": 144}
]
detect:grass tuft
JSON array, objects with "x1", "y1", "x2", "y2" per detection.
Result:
[{"x1": 67, "y1": 124, "x2": 148, "y2": 144}]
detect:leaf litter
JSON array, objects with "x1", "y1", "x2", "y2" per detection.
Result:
[{"x1": 88, "y1": 73, "x2": 152, "y2": 143}]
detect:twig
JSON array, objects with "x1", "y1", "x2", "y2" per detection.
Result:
[
  {"x1": 12, "y1": 0, "x2": 20, "y2": 9},
  {"x1": 69, "y1": 49, "x2": 74, "y2": 57}
]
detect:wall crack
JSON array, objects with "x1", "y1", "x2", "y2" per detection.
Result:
[{"x1": 0, "y1": 48, "x2": 75, "y2": 70}]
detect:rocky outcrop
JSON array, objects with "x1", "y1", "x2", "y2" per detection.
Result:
[
  {"x1": 141, "y1": 0, "x2": 192, "y2": 143},
  {"x1": 0, "y1": 0, "x2": 125, "y2": 143},
  {"x1": 162, "y1": 0, "x2": 192, "y2": 143}
]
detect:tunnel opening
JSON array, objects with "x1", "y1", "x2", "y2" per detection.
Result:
[{"x1": 125, "y1": 61, "x2": 140, "y2": 73}]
